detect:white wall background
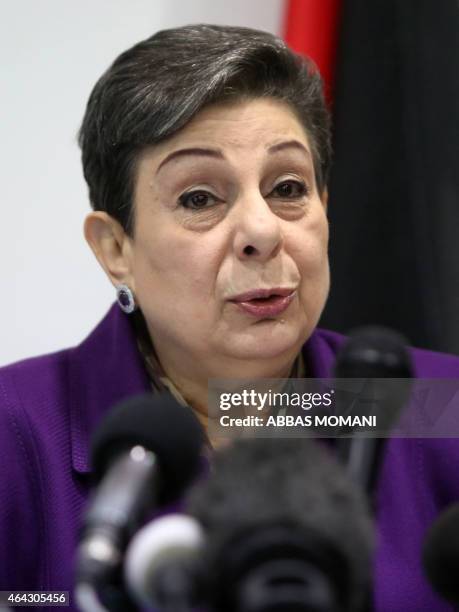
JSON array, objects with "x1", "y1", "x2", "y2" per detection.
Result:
[{"x1": 1, "y1": 0, "x2": 284, "y2": 366}]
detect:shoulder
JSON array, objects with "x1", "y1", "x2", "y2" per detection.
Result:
[
  {"x1": 0, "y1": 349, "x2": 72, "y2": 455},
  {"x1": 0, "y1": 304, "x2": 137, "y2": 437},
  {"x1": 0, "y1": 304, "x2": 150, "y2": 475},
  {"x1": 313, "y1": 327, "x2": 459, "y2": 377},
  {"x1": 0, "y1": 348, "x2": 71, "y2": 442},
  {"x1": 0, "y1": 348, "x2": 70, "y2": 407},
  {"x1": 0, "y1": 348, "x2": 72, "y2": 478},
  {"x1": 408, "y1": 345, "x2": 459, "y2": 377}
]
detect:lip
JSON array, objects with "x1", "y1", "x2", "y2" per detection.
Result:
[{"x1": 228, "y1": 288, "x2": 296, "y2": 318}]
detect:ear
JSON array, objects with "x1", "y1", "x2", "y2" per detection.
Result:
[
  {"x1": 84, "y1": 212, "x2": 135, "y2": 291},
  {"x1": 320, "y1": 187, "x2": 328, "y2": 213}
]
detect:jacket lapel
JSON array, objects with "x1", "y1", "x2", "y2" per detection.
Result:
[{"x1": 68, "y1": 304, "x2": 150, "y2": 473}]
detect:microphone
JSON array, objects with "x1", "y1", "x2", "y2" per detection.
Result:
[
  {"x1": 187, "y1": 437, "x2": 374, "y2": 612},
  {"x1": 125, "y1": 513, "x2": 205, "y2": 611},
  {"x1": 75, "y1": 392, "x2": 205, "y2": 610},
  {"x1": 334, "y1": 326, "x2": 413, "y2": 497},
  {"x1": 423, "y1": 502, "x2": 459, "y2": 604}
]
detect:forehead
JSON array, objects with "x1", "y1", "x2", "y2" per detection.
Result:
[{"x1": 153, "y1": 97, "x2": 311, "y2": 157}]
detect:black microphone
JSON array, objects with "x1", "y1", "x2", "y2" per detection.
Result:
[
  {"x1": 334, "y1": 326, "x2": 413, "y2": 497},
  {"x1": 75, "y1": 392, "x2": 205, "y2": 610},
  {"x1": 186, "y1": 437, "x2": 374, "y2": 612},
  {"x1": 423, "y1": 502, "x2": 459, "y2": 604}
]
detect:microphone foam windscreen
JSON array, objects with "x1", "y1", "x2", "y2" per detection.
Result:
[
  {"x1": 334, "y1": 326, "x2": 413, "y2": 379},
  {"x1": 423, "y1": 503, "x2": 459, "y2": 604},
  {"x1": 90, "y1": 392, "x2": 206, "y2": 502},
  {"x1": 187, "y1": 438, "x2": 374, "y2": 611}
]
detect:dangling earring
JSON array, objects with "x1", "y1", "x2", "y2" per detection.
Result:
[{"x1": 116, "y1": 284, "x2": 137, "y2": 314}]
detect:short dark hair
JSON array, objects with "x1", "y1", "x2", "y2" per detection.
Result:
[{"x1": 78, "y1": 24, "x2": 331, "y2": 236}]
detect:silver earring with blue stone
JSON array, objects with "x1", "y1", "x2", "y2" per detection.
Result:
[{"x1": 116, "y1": 284, "x2": 137, "y2": 314}]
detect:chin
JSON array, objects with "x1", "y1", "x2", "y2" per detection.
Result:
[{"x1": 222, "y1": 319, "x2": 308, "y2": 364}]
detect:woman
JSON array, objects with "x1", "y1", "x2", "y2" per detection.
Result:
[{"x1": 1, "y1": 24, "x2": 458, "y2": 611}]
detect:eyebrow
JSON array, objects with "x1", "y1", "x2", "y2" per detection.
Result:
[
  {"x1": 156, "y1": 148, "x2": 224, "y2": 174},
  {"x1": 156, "y1": 139, "x2": 311, "y2": 174},
  {"x1": 267, "y1": 139, "x2": 312, "y2": 158}
]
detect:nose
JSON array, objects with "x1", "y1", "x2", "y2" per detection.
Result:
[{"x1": 232, "y1": 191, "x2": 283, "y2": 262}]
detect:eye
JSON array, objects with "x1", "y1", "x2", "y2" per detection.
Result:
[
  {"x1": 178, "y1": 190, "x2": 222, "y2": 210},
  {"x1": 270, "y1": 179, "x2": 309, "y2": 199}
]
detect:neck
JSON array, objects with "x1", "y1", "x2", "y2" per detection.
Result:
[
  {"x1": 134, "y1": 312, "x2": 303, "y2": 417},
  {"x1": 159, "y1": 351, "x2": 300, "y2": 419}
]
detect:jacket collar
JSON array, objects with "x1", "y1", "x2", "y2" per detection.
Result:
[
  {"x1": 68, "y1": 304, "x2": 150, "y2": 473},
  {"x1": 303, "y1": 327, "x2": 343, "y2": 378},
  {"x1": 68, "y1": 303, "x2": 340, "y2": 474}
]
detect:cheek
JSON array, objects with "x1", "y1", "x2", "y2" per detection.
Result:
[
  {"x1": 290, "y1": 214, "x2": 329, "y2": 277},
  {"x1": 133, "y1": 229, "x2": 222, "y2": 305},
  {"x1": 289, "y1": 215, "x2": 330, "y2": 316}
]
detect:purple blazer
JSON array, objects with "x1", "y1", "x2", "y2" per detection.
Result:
[{"x1": 1, "y1": 304, "x2": 459, "y2": 611}]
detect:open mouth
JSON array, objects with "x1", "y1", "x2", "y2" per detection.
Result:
[
  {"x1": 230, "y1": 290, "x2": 296, "y2": 317},
  {"x1": 248, "y1": 294, "x2": 285, "y2": 304}
]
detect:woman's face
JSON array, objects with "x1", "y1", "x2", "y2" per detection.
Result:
[{"x1": 129, "y1": 98, "x2": 329, "y2": 377}]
